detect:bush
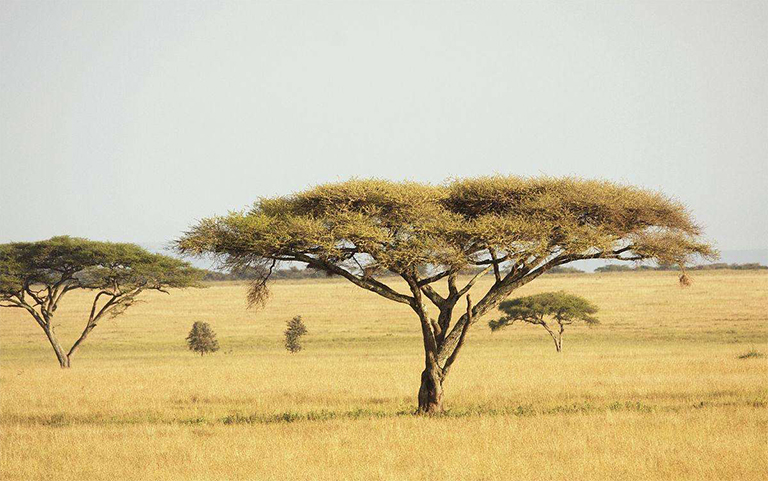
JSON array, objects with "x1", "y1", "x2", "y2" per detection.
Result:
[
  {"x1": 284, "y1": 316, "x2": 307, "y2": 353},
  {"x1": 186, "y1": 321, "x2": 220, "y2": 356}
]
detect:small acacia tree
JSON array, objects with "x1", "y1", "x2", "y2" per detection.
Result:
[
  {"x1": 186, "y1": 321, "x2": 220, "y2": 356},
  {"x1": 0, "y1": 236, "x2": 202, "y2": 368},
  {"x1": 284, "y1": 316, "x2": 307, "y2": 353},
  {"x1": 489, "y1": 291, "x2": 599, "y2": 352},
  {"x1": 177, "y1": 176, "x2": 714, "y2": 413}
]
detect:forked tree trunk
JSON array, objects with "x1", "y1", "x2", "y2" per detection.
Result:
[
  {"x1": 417, "y1": 365, "x2": 444, "y2": 414},
  {"x1": 414, "y1": 295, "x2": 475, "y2": 414}
]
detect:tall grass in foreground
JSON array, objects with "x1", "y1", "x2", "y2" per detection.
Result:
[{"x1": 1, "y1": 271, "x2": 767, "y2": 480}]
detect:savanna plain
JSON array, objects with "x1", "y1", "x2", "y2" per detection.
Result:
[{"x1": 1, "y1": 270, "x2": 766, "y2": 481}]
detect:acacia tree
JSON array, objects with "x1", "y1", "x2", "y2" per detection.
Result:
[
  {"x1": 0, "y1": 236, "x2": 202, "y2": 368},
  {"x1": 489, "y1": 291, "x2": 599, "y2": 352},
  {"x1": 177, "y1": 177, "x2": 713, "y2": 414}
]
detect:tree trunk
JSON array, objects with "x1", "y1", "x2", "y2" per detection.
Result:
[
  {"x1": 543, "y1": 326, "x2": 561, "y2": 353},
  {"x1": 417, "y1": 366, "x2": 444, "y2": 414},
  {"x1": 67, "y1": 323, "x2": 95, "y2": 362},
  {"x1": 43, "y1": 327, "x2": 70, "y2": 368}
]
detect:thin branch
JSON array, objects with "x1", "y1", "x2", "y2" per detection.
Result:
[
  {"x1": 488, "y1": 247, "x2": 502, "y2": 283},
  {"x1": 352, "y1": 256, "x2": 366, "y2": 276},
  {"x1": 4, "y1": 293, "x2": 47, "y2": 329},
  {"x1": 417, "y1": 269, "x2": 453, "y2": 286},
  {"x1": 88, "y1": 291, "x2": 112, "y2": 323},
  {"x1": 472, "y1": 255, "x2": 509, "y2": 266},
  {"x1": 23, "y1": 281, "x2": 45, "y2": 307},
  {"x1": 525, "y1": 245, "x2": 642, "y2": 278},
  {"x1": 456, "y1": 264, "x2": 493, "y2": 299}
]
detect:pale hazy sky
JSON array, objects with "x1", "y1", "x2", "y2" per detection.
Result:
[{"x1": 1, "y1": 1, "x2": 766, "y2": 251}]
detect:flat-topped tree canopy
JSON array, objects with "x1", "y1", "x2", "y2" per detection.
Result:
[
  {"x1": 178, "y1": 176, "x2": 713, "y2": 290},
  {"x1": 0, "y1": 236, "x2": 200, "y2": 293},
  {"x1": 177, "y1": 176, "x2": 715, "y2": 413}
]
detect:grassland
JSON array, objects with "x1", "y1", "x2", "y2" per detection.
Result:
[{"x1": 1, "y1": 270, "x2": 766, "y2": 480}]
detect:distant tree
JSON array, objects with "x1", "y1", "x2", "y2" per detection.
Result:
[
  {"x1": 594, "y1": 264, "x2": 634, "y2": 273},
  {"x1": 186, "y1": 321, "x2": 220, "y2": 356},
  {"x1": 284, "y1": 316, "x2": 307, "y2": 353},
  {"x1": 177, "y1": 176, "x2": 714, "y2": 413},
  {"x1": 0, "y1": 236, "x2": 202, "y2": 368},
  {"x1": 544, "y1": 266, "x2": 584, "y2": 274},
  {"x1": 489, "y1": 291, "x2": 599, "y2": 352},
  {"x1": 202, "y1": 265, "x2": 335, "y2": 282}
]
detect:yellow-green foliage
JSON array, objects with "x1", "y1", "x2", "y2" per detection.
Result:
[
  {"x1": 178, "y1": 177, "x2": 715, "y2": 274},
  {"x1": 1, "y1": 271, "x2": 766, "y2": 480}
]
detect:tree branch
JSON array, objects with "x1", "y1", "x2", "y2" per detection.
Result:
[
  {"x1": 417, "y1": 269, "x2": 453, "y2": 286},
  {"x1": 472, "y1": 255, "x2": 509, "y2": 266},
  {"x1": 420, "y1": 284, "x2": 445, "y2": 307},
  {"x1": 23, "y1": 281, "x2": 45, "y2": 308},
  {"x1": 441, "y1": 295, "x2": 473, "y2": 379},
  {"x1": 293, "y1": 253, "x2": 413, "y2": 305},
  {"x1": 437, "y1": 267, "x2": 541, "y2": 364},
  {"x1": 403, "y1": 274, "x2": 440, "y2": 362},
  {"x1": 456, "y1": 264, "x2": 494, "y2": 299},
  {"x1": 4, "y1": 293, "x2": 46, "y2": 329},
  {"x1": 488, "y1": 247, "x2": 502, "y2": 283}
]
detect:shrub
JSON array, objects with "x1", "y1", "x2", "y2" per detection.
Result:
[
  {"x1": 284, "y1": 316, "x2": 307, "y2": 353},
  {"x1": 186, "y1": 321, "x2": 220, "y2": 356}
]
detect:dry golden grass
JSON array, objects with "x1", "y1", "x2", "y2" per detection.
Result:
[{"x1": 1, "y1": 270, "x2": 767, "y2": 480}]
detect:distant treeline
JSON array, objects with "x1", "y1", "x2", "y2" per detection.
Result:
[
  {"x1": 202, "y1": 266, "x2": 332, "y2": 281},
  {"x1": 202, "y1": 262, "x2": 766, "y2": 281},
  {"x1": 594, "y1": 263, "x2": 767, "y2": 273},
  {"x1": 203, "y1": 264, "x2": 491, "y2": 281},
  {"x1": 544, "y1": 266, "x2": 585, "y2": 274}
]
